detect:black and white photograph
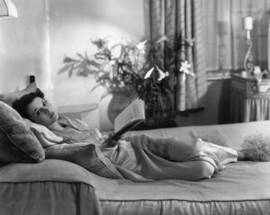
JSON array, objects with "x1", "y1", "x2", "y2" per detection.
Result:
[{"x1": 0, "y1": 0, "x2": 270, "y2": 214}]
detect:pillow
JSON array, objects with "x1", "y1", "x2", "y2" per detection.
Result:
[
  {"x1": 241, "y1": 134, "x2": 270, "y2": 161},
  {"x1": 24, "y1": 119, "x2": 64, "y2": 148},
  {"x1": 45, "y1": 143, "x2": 124, "y2": 179},
  {"x1": 0, "y1": 82, "x2": 37, "y2": 106},
  {"x1": 0, "y1": 101, "x2": 45, "y2": 163}
]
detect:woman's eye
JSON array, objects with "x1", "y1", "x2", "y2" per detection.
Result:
[{"x1": 36, "y1": 109, "x2": 41, "y2": 115}]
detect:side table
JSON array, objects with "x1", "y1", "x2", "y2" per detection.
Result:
[{"x1": 230, "y1": 73, "x2": 270, "y2": 122}]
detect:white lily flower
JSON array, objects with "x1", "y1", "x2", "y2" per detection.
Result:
[
  {"x1": 136, "y1": 40, "x2": 147, "y2": 51},
  {"x1": 156, "y1": 35, "x2": 168, "y2": 44},
  {"x1": 110, "y1": 44, "x2": 123, "y2": 59},
  {"x1": 156, "y1": 65, "x2": 169, "y2": 81},
  {"x1": 144, "y1": 66, "x2": 155, "y2": 79},
  {"x1": 179, "y1": 61, "x2": 195, "y2": 77}
]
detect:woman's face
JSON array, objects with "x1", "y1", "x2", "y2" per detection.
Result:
[{"x1": 27, "y1": 97, "x2": 58, "y2": 127}]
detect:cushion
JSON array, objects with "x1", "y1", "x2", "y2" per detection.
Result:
[
  {"x1": 24, "y1": 119, "x2": 64, "y2": 148},
  {"x1": 241, "y1": 134, "x2": 270, "y2": 161},
  {"x1": 45, "y1": 143, "x2": 124, "y2": 179},
  {"x1": 0, "y1": 101, "x2": 45, "y2": 163},
  {"x1": 0, "y1": 82, "x2": 37, "y2": 106}
]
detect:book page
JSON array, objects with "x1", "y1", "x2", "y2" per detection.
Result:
[
  {"x1": 101, "y1": 98, "x2": 145, "y2": 147},
  {"x1": 114, "y1": 98, "x2": 145, "y2": 133}
]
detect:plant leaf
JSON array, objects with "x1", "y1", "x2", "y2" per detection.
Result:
[
  {"x1": 90, "y1": 84, "x2": 101, "y2": 92},
  {"x1": 58, "y1": 64, "x2": 71, "y2": 74},
  {"x1": 77, "y1": 53, "x2": 85, "y2": 60},
  {"x1": 68, "y1": 65, "x2": 74, "y2": 78}
]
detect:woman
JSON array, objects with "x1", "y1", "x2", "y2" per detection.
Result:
[{"x1": 13, "y1": 89, "x2": 245, "y2": 181}]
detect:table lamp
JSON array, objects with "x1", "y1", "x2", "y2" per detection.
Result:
[{"x1": 243, "y1": 16, "x2": 254, "y2": 75}]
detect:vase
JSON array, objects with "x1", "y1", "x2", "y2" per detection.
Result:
[
  {"x1": 107, "y1": 90, "x2": 137, "y2": 123},
  {"x1": 143, "y1": 89, "x2": 176, "y2": 129}
]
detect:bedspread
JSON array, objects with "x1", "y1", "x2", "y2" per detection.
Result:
[
  {"x1": 0, "y1": 159, "x2": 102, "y2": 215},
  {"x1": 97, "y1": 161, "x2": 270, "y2": 215}
]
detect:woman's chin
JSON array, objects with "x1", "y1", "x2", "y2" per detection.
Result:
[{"x1": 46, "y1": 113, "x2": 58, "y2": 127}]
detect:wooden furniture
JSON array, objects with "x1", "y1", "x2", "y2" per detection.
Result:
[{"x1": 230, "y1": 73, "x2": 270, "y2": 122}]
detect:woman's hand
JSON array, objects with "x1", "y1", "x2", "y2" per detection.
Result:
[{"x1": 98, "y1": 131, "x2": 114, "y2": 143}]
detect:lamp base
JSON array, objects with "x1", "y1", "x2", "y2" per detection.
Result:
[{"x1": 244, "y1": 38, "x2": 254, "y2": 74}]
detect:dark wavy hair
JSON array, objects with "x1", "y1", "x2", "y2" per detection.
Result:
[{"x1": 12, "y1": 88, "x2": 45, "y2": 119}]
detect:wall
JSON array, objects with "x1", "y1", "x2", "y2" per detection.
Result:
[
  {"x1": 0, "y1": 0, "x2": 144, "y2": 103},
  {"x1": 49, "y1": 0, "x2": 145, "y2": 107},
  {"x1": 0, "y1": 0, "x2": 48, "y2": 94},
  {"x1": 49, "y1": 0, "x2": 145, "y2": 129}
]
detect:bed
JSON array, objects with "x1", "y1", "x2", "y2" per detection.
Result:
[{"x1": 1, "y1": 118, "x2": 270, "y2": 215}]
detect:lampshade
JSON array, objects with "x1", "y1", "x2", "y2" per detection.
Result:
[{"x1": 0, "y1": 0, "x2": 18, "y2": 19}]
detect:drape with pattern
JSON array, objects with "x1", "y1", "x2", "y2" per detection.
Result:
[
  {"x1": 145, "y1": 0, "x2": 207, "y2": 111},
  {"x1": 203, "y1": 0, "x2": 270, "y2": 123},
  {"x1": 202, "y1": 0, "x2": 270, "y2": 72}
]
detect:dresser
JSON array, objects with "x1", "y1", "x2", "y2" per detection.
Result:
[{"x1": 230, "y1": 73, "x2": 270, "y2": 122}]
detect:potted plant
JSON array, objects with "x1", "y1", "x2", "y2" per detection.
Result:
[{"x1": 59, "y1": 38, "x2": 175, "y2": 128}]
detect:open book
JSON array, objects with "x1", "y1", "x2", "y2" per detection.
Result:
[{"x1": 103, "y1": 98, "x2": 145, "y2": 146}]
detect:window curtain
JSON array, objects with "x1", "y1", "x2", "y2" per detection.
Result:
[
  {"x1": 203, "y1": 0, "x2": 270, "y2": 72},
  {"x1": 145, "y1": 0, "x2": 270, "y2": 112},
  {"x1": 145, "y1": 0, "x2": 207, "y2": 112}
]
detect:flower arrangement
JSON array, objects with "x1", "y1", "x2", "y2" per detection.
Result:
[
  {"x1": 60, "y1": 36, "x2": 197, "y2": 129},
  {"x1": 59, "y1": 37, "x2": 175, "y2": 125}
]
